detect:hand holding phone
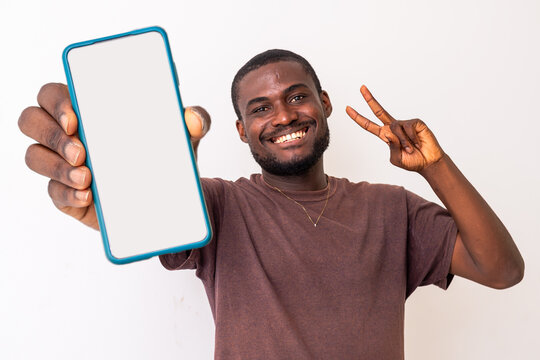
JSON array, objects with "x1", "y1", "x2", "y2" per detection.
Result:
[
  {"x1": 19, "y1": 83, "x2": 97, "y2": 227},
  {"x1": 19, "y1": 83, "x2": 211, "y2": 230},
  {"x1": 18, "y1": 27, "x2": 212, "y2": 264}
]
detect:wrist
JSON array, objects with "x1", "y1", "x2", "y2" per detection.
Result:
[{"x1": 419, "y1": 153, "x2": 451, "y2": 180}]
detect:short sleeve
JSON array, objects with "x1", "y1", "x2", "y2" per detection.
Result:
[
  {"x1": 159, "y1": 249, "x2": 197, "y2": 270},
  {"x1": 158, "y1": 177, "x2": 225, "y2": 284},
  {"x1": 405, "y1": 190, "x2": 458, "y2": 298}
]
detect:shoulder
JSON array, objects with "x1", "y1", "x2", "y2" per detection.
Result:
[
  {"x1": 333, "y1": 176, "x2": 448, "y2": 217},
  {"x1": 200, "y1": 176, "x2": 260, "y2": 197},
  {"x1": 200, "y1": 175, "x2": 259, "y2": 188},
  {"x1": 332, "y1": 176, "x2": 406, "y2": 199}
]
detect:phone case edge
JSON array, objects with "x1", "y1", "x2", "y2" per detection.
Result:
[{"x1": 62, "y1": 26, "x2": 212, "y2": 265}]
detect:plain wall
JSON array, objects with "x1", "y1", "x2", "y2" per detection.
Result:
[{"x1": 1, "y1": 0, "x2": 539, "y2": 359}]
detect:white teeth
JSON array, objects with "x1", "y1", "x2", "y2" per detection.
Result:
[{"x1": 273, "y1": 130, "x2": 307, "y2": 144}]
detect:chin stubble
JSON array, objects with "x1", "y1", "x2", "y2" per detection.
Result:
[{"x1": 251, "y1": 125, "x2": 330, "y2": 176}]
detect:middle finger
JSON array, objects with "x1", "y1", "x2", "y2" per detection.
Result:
[
  {"x1": 19, "y1": 106, "x2": 85, "y2": 166},
  {"x1": 360, "y1": 85, "x2": 395, "y2": 125},
  {"x1": 25, "y1": 144, "x2": 92, "y2": 190}
]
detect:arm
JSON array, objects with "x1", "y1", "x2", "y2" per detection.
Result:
[
  {"x1": 421, "y1": 155, "x2": 523, "y2": 289},
  {"x1": 346, "y1": 85, "x2": 524, "y2": 289},
  {"x1": 18, "y1": 83, "x2": 211, "y2": 230}
]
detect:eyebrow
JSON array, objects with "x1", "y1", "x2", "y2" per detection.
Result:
[
  {"x1": 245, "y1": 83, "x2": 311, "y2": 109},
  {"x1": 285, "y1": 83, "x2": 310, "y2": 93},
  {"x1": 246, "y1": 96, "x2": 269, "y2": 109}
]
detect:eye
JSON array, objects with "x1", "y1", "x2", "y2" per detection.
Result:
[
  {"x1": 290, "y1": 94, "x2": 305, "y2": 103},
  {"x1": 252, "y1": 106, "x2": 269, "y2": 113}
]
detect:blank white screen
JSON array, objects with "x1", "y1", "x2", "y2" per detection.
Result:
[{"x1": 67, "y1": 30, "x2": 209, "y2": 261}]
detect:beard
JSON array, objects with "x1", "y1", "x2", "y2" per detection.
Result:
[{"x1": 250, "y1": 124, "x2": 330, "y2": 176}]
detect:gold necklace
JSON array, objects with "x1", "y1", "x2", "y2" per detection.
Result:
[{"x1": 266, "y1": 179, "x2": 331, "y2": 227}]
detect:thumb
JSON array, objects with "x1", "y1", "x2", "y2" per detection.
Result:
[{"x1": 184, "y1": 106, "x2": 211, "y2": 141}]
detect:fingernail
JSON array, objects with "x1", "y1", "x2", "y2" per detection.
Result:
[
  {"x1": 405, "y1": 146, "x2": 413, "y2": 154},
  {"x1": 69, "y1": 168, "x2": 86, "y2": 185},
  {"x1": 190, "y1": 107, "x2": 206, "y2": 133},
  {"x1": 60, "y1": 113, "x2": 69, "y2": 132},
  {"x1": 65, "y1": 142, "x2": 81, "y2": 164},
  {"x1": 75, "y1": 190, "x2": 89, "y2": 201}
]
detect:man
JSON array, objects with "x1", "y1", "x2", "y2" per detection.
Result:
[{"x1": 19, "y1": 49, "x2": 524, "y2": 359}]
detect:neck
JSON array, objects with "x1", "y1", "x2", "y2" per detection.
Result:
[{"x1": 262, "y1": 159, "x2": 327, "y2": 191}]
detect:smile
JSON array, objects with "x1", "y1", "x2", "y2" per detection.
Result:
[{"x1": 271, "y1": 128, "x2": 308, "y2": 144}]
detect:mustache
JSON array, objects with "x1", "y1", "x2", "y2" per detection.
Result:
[{"x1": 262, "y1": 120, "x2": 315, "y2": 140}]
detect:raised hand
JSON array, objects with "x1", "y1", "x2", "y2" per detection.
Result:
[
  {"x1": 346, "y1": 85, "x2": 444, "y2": 172},
  {"x1": 19, "y1": 83, "x2": 211, "y2": 230}
]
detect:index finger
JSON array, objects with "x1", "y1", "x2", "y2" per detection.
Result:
[
  {"x1": 360, "y1": 85, "x2": 395, "y2": 125},
  {"x1": 345, "y1": 106, "x2": 383, "y2": 138},
  {"x1": 37, "y1": 83, "x2": 78, "y2": 136}
]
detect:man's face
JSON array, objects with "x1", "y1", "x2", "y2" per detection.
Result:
[{"x1": 235, "y1": 61, "x2": 332, "y2": 176}]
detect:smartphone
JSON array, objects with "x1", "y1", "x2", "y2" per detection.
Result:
[{"x1": 62, "y1": 26, "x2": 211, "y2": 264}]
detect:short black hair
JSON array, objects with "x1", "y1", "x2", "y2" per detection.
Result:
[{"x1": 231, "y1": 49, "x2": 323, "y2": 120}]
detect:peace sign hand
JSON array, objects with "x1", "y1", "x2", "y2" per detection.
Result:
[{"x1": 346, "y1": 85, "x2": 444, "y2": 173}]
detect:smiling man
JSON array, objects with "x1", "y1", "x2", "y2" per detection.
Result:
[
  {"x1": 19, "y1": 49, "x2": 524, "y2": 359},
  {"x1": 234, "y1": 58, "x2": 331, "y2": 184}
]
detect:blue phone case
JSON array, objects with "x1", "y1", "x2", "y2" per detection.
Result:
[{"x1": 62, "y1": 26, "x2": 212, "y2": 264}]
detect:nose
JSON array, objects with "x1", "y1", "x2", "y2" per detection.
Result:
[{"x1": 271, "y1": 102, "x2": 297, "y2": 127}]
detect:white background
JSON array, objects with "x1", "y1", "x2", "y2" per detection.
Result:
[{"x1": 1, "y1": 0, "x2": 539, "y2": 359}]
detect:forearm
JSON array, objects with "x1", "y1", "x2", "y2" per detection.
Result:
[{"x1": 420, "y1": 154, "x2": 524, "y2": 287}]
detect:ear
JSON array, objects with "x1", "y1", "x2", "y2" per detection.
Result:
[
  {"x1": 319, "y1": 90, "x2": 333, "y2": 117},
  {"x1": 235, "y1": 119, "x2": 249, "y2": 143}
]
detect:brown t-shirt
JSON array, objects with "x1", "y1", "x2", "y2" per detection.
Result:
[{"x1": 160, "y1": 175, "x2": 457, "y2": 360}]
